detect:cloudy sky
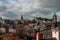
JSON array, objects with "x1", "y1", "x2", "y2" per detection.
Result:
[{"x1": 0, "y1": 0, "x2": 60, "y2": 21}]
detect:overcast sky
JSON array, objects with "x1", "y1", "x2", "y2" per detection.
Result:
[{"x1": 0, "y1": 0, "x2": 60, "y2": 21}]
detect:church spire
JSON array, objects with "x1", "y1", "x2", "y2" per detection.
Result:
[
  {"x1": 54, "y1": 12, "x2": 56, "y2": 15},
  {"x1": 21, "y1": 15, "x2": 23, "y2": 20},
  {"x1": 53, "y1": 12, "x2": 57, "y2": 18}
]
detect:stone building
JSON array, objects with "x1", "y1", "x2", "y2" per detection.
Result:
[
  {"x1": 32, "y1": 12, "x2": 59, "y2": 40},
  {"x1": 0, "y1": 12, "x2": 60, "y2": 40}
]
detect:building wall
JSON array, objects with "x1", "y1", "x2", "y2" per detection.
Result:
[
  {"x1": 40, "y1": 30, "x2": 52, "y2": 39},
  {"x1": 52, "y1": 29, "x2": 59, "y2": 40}
]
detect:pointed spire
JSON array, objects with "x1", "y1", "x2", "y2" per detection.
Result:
[
  {"x1": 53, "y1": 12, "x2": 57, "y2": 18},
  {"x1": 21, "y1": 15, "x2": 23, "y2": 19}
]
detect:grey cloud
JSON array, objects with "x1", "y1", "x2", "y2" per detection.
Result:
[
  {"x1": 23, "y1": 9, "x2": 51, "y2": 18},
  {"x1": 0, "y1": 0, "x2": 7, "y2": 3},
  {"x1": 39, "y1": 0, "x2": 60, "y2": 11},
  {"x1": 0, "y1": 6, "x2": 7, "y2": 12},
  {"x1": 2, "y1": 11, "x2": 17, "y2": 19},
  {"x1": 0, "y1": 0, "x2": 60, "y2": 20},
  {"x1": 26, "y1": 9, "x2": 51, "y2": 15}
]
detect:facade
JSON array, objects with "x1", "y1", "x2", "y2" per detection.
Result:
[{"x1": 52, "y1": 28, "x2": 59, "y2": 40}]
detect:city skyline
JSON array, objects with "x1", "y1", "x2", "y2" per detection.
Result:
[{"x1": 0, "y1": 0, "x2": 60, "y2": 21}]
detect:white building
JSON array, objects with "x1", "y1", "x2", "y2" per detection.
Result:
[{"x1": 52, "y1": 28, "x2": 59, "y2": 40}]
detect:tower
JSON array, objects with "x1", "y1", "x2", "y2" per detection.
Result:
[
  {"x1": 52, "y1": 12, "x2": 57, "y2": 28},
  {"x1": 21, "y1": 15, "x2": 23, "y2": 20},
  {"x1": 53, "y1": 12, "x2": 57, "y2": 23}
]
